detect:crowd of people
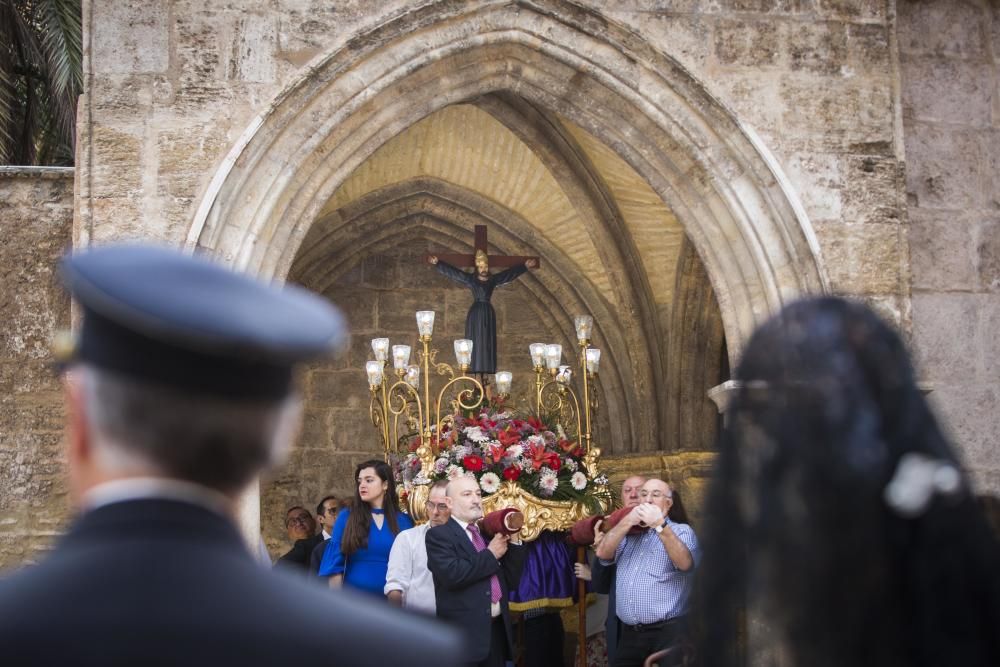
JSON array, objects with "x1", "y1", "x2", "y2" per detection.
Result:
[{"x1": 0, "y1": 244, "x2": 998, "y2": 667}]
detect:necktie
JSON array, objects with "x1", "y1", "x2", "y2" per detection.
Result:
[{"x1": 467, "y1": 523, "x2": 503, "y2": 604}]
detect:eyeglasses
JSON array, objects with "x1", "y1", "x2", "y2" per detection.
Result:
[
  {"x1": 638, "y1": 491, "x2": 672, "y2": 499},
  {"x1": 286, "y1": 515, "x2": 311, "y2": 526},
  {"x1": 425, "y1": 502, "x2": 449, "y2": 513}
]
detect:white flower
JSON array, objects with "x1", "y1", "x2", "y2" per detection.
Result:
[
  {"x1": 434, "y1": 457, "x2": 449, "y2": 473},
  {"x1": 479, "y1": 472, "x2": 501, "y2": 494},
  {"x1": 505, "y1": 444, "x2": 523, "y2": 459},
  {"x1": 563, "y1": 458, "x2": 578, "y2": 472},
  {"x1": 538, "y1": 474, "x2": 558, "y2": 496},
  {"x1": 414, "y1": 472, "x2": 431, "y2": 486},
  {"x1": 452, "y1": 444, "x2": 471, "y2": 461},
  {"x1": 446, "y1": 464, "x2": 463, "y2": 480},
  {"x1": 464, "y1": 426, "x2": 489, "y2": 443},
  {"x1": 526, "y1": 434, "x2": 545, "y2": 447},
  {"x1": 571, "y1": 472, "x2": 587, "y2": 490},
  {"x1": 594, "y1": 474, "x2": 609, "y2": 486},
  {"x1": 556, "y1": 424, "x2": 567, "y2": 440}
]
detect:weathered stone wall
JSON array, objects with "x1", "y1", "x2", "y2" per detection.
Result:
[
  {"x1": 899, "y1": 0, "x2": 1000, "y2": 493},
  {"x1": 0, "y1": 168, "x2": 73, "y2": 571}
]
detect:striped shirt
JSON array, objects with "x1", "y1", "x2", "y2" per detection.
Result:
[{"x1": 599, "y1": 520, "x2": 700, "y2": 625}]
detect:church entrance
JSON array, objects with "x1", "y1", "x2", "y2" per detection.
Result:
[{"x1": 183, "y1": 0, "x2": 827, "y2": 558}]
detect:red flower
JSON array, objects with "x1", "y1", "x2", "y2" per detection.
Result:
[
  {"x1": 408, "y1": 436, "x2": 421, "y2": 453},
  {"x1": 463, "y1": 455, "x2": 484, "y2": 472},
  {"x1": 498, "y1": 428, "x2": 521, "y2": 447},
  {"x1": 527, "y1": 442, "x2": 561, "y2": 471},
  {"x1": 503, "y1": 467, "x2": 521, "y2": 481},
  {"x1": 527, "y1": 416, "x2": 546, "y2": 431},
  {"x1": 485, "y1": 442, "x2": 505, "y2": 464},
  {"x1": 557, "y1": 438, "x2": 577, "y2": 453}
]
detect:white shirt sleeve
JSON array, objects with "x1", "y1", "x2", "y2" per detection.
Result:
[{"x1": 383, "y1": 529, "x2": 413, "y2": 596}]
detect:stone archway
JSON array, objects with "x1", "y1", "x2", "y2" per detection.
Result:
[{"x1": 187, "y1": 0, "x2": 828, "y2": 365}]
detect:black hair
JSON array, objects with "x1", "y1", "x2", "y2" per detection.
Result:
[
  {"x1": 697, "y1": 297, "x2": 1000, "y2": 667},
  {"x1": 315, "y1": 495, "x2": 337, "y2": 516},
  {"x1": 341, "y1": 459, "x2": 404, "y2": 557}
]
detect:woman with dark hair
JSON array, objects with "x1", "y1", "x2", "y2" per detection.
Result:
[
  {"x1": 319, "y1": 459, "x2": 413, "y2": 596},
  {"x1": 698, "y1": 297, "x2": 1000, "y2": 667}
]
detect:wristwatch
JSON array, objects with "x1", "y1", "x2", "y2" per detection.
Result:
[{"x1": 654, "y1": 520, "x2": 667, "y2": 534}]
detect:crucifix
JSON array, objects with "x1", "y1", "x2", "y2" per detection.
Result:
[{"x1": 425, "y1": 225, "x2": 540, "y2": 376}]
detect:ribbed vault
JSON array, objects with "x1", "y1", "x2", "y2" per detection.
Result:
[{"x1": 291, "y1": 178, "x2": 640, "y2": 453}]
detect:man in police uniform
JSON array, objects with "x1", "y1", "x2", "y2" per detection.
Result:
[{"x1": 0, "y1": 244, "x2": 461, "y2": 666}]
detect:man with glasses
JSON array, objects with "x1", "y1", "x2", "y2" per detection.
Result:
[
  {"x1": 587, "y1": 474, "x2": 646, "y2": 665},
  {"x1": 384, "y1": 480, "x2": 451, "y2": 613},
  {"x1": 594, "y1": 478, "x2": 700, "y2": 667},
  {"x1": 276, "y1": 506, "x2": 323, "y2": 573},
  {"x1": 310, "y1": 495, "x2": 339, "y2": 574}
]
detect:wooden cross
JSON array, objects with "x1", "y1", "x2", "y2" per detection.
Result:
[{"x1": 425, "y1": 225, "x2": 540, "y2": 269}]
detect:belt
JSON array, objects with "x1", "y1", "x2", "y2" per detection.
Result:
[{"x1": 623, "y1": 616, "x2": 683, "y2": 632}]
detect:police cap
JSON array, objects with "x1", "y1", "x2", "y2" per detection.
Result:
[{"x1": 58, "y1": 244, "x2": 347, "y2": 400}]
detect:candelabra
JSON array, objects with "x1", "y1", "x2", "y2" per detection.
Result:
[{"x1": 366, "y1": 310, "x2": 605, "y2": 527}]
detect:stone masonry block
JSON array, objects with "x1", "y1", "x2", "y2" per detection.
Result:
[
  {"x1": 92, "y1": 1, "x2": 169, "y2": 74},
  {"x1": 814, "y1": 223, "x2": 904, "y2": 294},
  {"x1": 908, "y1": 209, "x2": 979, "y2": 291},
  {"x1": 816, "y1": 0, "x2": 884, "y2": 21},
  {"x1": 977, "y1": 217, "x2": 1000, "y2": 290},
  {"x1": 783, "y1": 151, "x2": 843, "y2": 222},
  {"x1": 901, "y1": 58, "x2": 993, "y2": 127},
  {"x1": 980, "y1": 295, "x2": 1000, "y2": 380},
  {"x1": 841, "y1": 154, "x2": 905, "y2": 225},
  {"x1": 781, "y1": 76, "x2": 894, "y2": 149},
  {"x1": 90, "y1": 126, "x2": 143, "y2": 198},
  {"x1": 904, "y1": 123, "x2": 984, "y2": 210},
  {"x1": 156, "y1": 125, "x2": 229, "y2": 200},
  {"x1": 897, "y1": 0, "x2": 989, "y2": 59},
  {"x1": 926, "y1": 383, "x2": 1000, "y2": 494},
  {"x1": 786, "y1": 21, "x2": 848, "y2": 75},
  {"x1": 910, "y1": 293, "x2": 981, "y2": 383},
  {"x1": 714, "y1": 19, "x2": 781, "y2": 67}
]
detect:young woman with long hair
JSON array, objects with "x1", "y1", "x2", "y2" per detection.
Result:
[{"x1": 319, "y1": 459, "x2": 413, "y2": 596}]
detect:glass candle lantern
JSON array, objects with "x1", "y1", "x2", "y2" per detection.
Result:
[
  {"x1": 416, "y1": 311, "x2": 435, "y2": 337},
  {"x1": 392, "y1": 344, "x2": 411, "y2": 371},
  {"x1": 586, "y1": 348, "x2": 601, "y2": 375},
  {"x1": 365, "y1": 360, "x2": 384, "y2": 388},
  {"x1": 454, "y1": 339, "x2": 473, "y2": 367},
  {"x1": 544, "y1": 344, "x2": 562, "y2": 371},
  {"x1": 495, "y1": 371, "x2": 513, "y2": 395},
  {"x1": 529, "y1": 343, "x2": 546, "y2": 368},
  {"x1": 371, "y1": 338, "x2": 390, "y2": 362},
  {"x1": 574, "y1": 315, "x2": 594, "y2": 343}
]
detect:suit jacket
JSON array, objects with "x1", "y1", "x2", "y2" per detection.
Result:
[
  {"x1": 275, "y1": 532, "x2": 324, "y2": 573},
  {"x1": 426, "y1": 517, "x2": 527, "y2": 663},
  {"x1": 0, "y1": 498, "x2": 461, "y2": 666},
  {"x1": 310, "y1": 535, "x2": 330, "y2": 575}
]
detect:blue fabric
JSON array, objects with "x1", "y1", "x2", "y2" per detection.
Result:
[
  {"x1": 318, "y1": 507, "x2": 413, "y2": 596},
  {"x1": 600, "y1": 520, "x2": 700, "y2": 625}
]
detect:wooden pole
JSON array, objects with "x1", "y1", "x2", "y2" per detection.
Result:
[{"x1": 577, "y1": 545, "x2": 587, "y2": 667}]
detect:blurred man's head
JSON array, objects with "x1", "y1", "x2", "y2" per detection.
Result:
[
  {"x1": 316, "y1": 495, "x2": 338, "y2": 534},
  {"x1": 57, "y1": 245, "x2": 346, "y2": 509},
  {"x1": 285, "y1": 506, "x2": 316, "y2": 541},
  {"x1": 621, "y1": 475, "x2": 647, "y2": 508},
  {"x1": 446, "y1": 476, "x2": 483, "y2": 523},
  {"x1": 426, "y1": 481, "x2": 451, "y2": 528}
]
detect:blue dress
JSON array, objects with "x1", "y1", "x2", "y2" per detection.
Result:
[{"x1": 318, "y1": 507, "x2": 413, "y2": 596}]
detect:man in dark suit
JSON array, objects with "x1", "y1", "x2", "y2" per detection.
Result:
[
  {"x1": 275, "y1": 505, "x2": 323, "y2": 573},
  {"x1": 0, "y1": 244, "x2": 461, "y2": 667},
  {"x1": 427, "y1": 475, "x2": 528, "y2": 667}
]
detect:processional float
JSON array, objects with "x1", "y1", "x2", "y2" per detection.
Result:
[{"x1": 365, "y1": 309, "x2": 611, "y2": 667}]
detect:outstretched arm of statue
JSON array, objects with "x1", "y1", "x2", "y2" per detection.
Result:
[
  {"x1": 434, "y1": 260, "x2": 476, "y2": 287},
  {"x1": 491, "y1": 262, "x2": 529, "y2": 288}
]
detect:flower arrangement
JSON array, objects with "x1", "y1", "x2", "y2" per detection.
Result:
[{"x1": 393, "y1": 400, "x2": 610, "y2": 512}]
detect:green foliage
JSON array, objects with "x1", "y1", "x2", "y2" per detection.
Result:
[{"x1": 0, "y1": 0, "x2": 82, "y2": 165}]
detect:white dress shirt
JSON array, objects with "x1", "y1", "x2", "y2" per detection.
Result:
[{"x1": 384, "y1": 523, "x2": 437, "y2": 614}]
